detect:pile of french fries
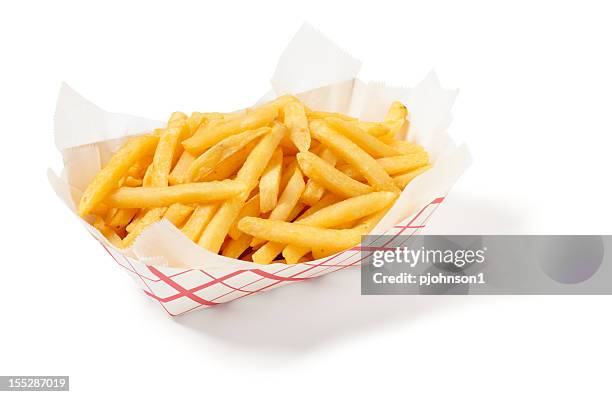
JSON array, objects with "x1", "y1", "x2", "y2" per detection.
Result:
[{"x1": 79, "y1": 95, "x2": 431, "y2": 264}]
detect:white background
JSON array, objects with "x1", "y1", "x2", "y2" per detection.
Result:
[{"x1": 1, "y1": 1, "x2": 611, "y2": 396}]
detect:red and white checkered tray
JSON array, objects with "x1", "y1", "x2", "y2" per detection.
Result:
[{"x1": 95, "y1": 197, "x2": 443, "y2": 316}]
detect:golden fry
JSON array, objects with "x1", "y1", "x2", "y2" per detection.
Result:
[
  {"x1": 256, "y1": 192, "x2": 395, "y2": 264},
  {"x1": 306, "y1": 111, "x2": 357, "y2": 121},
  {"x1": 121, "y1": 207, "x2": 166, "y2": 248},
  {"x1": 238, "y1": 217, "x2": 361, "y2": 250},
  {"x1": 198, "y1": 124, "x2": 286, "y2": 253},
  {"x1": 228, "y1": 194, "x2": 261, "y2": 240},
  {"x1": 185, "y1": 127, "x2": 270, "y2": 183},
  {"x1": 104, "y1": 180, "x2": 245, "y2": 208},
  {"x1": 258, "y1": 148, "x2": 283, "y2": 213},
  {"x1": 384, "y1": 101, "x2": 408, "y2": 122},
  {"x1": 200, "y1": 145, "x2": 250, "y2": 182},
  {"x1": 300, "y1": 147, "x2": 336, "y2": 205},
  {"x1": 163, "y1": 203, "x2": 194, "y2": 227},
  {"x1": 222, "y1": 234, "x2": 253, "y2": 259},
  {"x1": 390, "y1": 141, "x2": 425, "y2": 155},
  {"x1": 168, "y1": 151, "x2": 196, "y2": 185},
  {"x1": 93, "y1": 217, "x2": 123, "y2": 246},
  {"x1": 325, "y1": 117, "x2": 401, "y2": 158},
  {"x1": 181, "y1": 204, "x2": 218, "y2": 242},
  {"x1": 281, "y1": 192, "x2": 397, "y2": 264},
  {"x1": 355, "y1": 121, "x2": 390, "y2": 137},
  {"x1": 283, "y1": 101, "x2": 310, "y2": 152},
  {"x1": 251, "y1": 166, "x2": 305, "y2": 247},
  {"x1": 338, "y1": 152, "x2": 429, "y2": 180},
  {"x1": 393, "y1": 164, "x2": 432, "y2": 189},
  {"x1": 309, "y1": 120, "x2": 399, "y2": 193},
  {"x1": 182, "y1": 106, "x2": 277, "y2": 155},
  {"x1": 149, "y1": 117, "x2": 187, "y2": 187},
  {"x1": 296, "y1": 151, "x2": 372, "y2": 198},
  {"x1": 78, "y1": 134, "x2": 159, "y2": 216},
  {"x1": 109, "y1": 208, "x2": 139, "y2": 230}
]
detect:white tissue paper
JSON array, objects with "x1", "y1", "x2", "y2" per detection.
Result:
[{"x1": 49, "y1": 23, "x2": 471, "y2": 316}]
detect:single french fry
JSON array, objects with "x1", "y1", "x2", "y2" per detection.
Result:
[
  {"x1": 310, "y1": 120, "x2": 399, "y2": 193},
  {"x1": 186, "y1": 112, "x2": 205, "y2": 136},
  {"x1": 296, "y1": 151, "x2": 373, "y2": 198},
  {"x1": 222, "y1": 234, "x2": 253, "y2": 259},
  {"x1": 182, "y1": 106, "x2": 277, "y2": 155},
  {"x1": 279, "y1": 158, "x2": 298, "y2": 193},
  {"x1": 251, "y1": 166, "x2": 305, "y2": 247},
  {"x1": 283, "y1": 101, "x2": 310, "y2": 152},
  {"x1": 385, "y1": 101, "x2": 408, "y2": 122},
  {"x1": 163, "y1": 203, "x2": 194, "y2": 227},
  {"x1": 170, "y1": 112, "x2": 193, "y2": 167},
  {"x1": 355, "y1": 121, "x2": 390, "y2": 137},
  {"x1": 198, "y1": 123, "x2": 286, "y2": 253},
  {"x1": 168, "y1": 151, "x2": 196, "y2": 185},
  {"x1": 181, "y1": 204, "x2": 218, "y2": 242},
  {"x1": 257, "y1": 94, "x2": 298, "y2": 114},
  {"x1": 281, "y1": 191, "x2": 397, "y2": 264},
  {"x1": 228, "y1": 194, "x2": 260, "y2": 240},
  {"x1": 390, "y1": 141, "x2": 425, "y2": 155},
  {"x1": 300, "y1": 147, "x2": 336, "y2": 205},
  {"x1": 338, "y1": 152, "x2": 430, "y2": 180},
  {"x1": 393, "y1": 164, "x2": 433, "y2": 189},
  {"x1": 384, "y1": 101, "x2": 409, "y2": 139},
  {"x1": 78, "y1": 134, "x2": 159, "y2": 216},
  {"x1": 259, "y1": 148, "x2": 283, "y2": 213},
  {"x1": 121, "y1": 207, "x2": 166, "y2": 248},
  {"x1": 309, "y1": 205, "x2": 392, "y2": 260},
  {"x1": 104, "y1": 180, "x2": 245, "y2": 208},
  {"x1": 306, "y1": 110, "x2": 357, "y2": 121},
  {"x1": 149, "y1": 116, "x2": 188, "y2": 187},
  {"x1": 325, "y1": 117, "x2": 401, "y2": 158},
  {"x1": 142, "y1": 163, "x2": 154, "y2": 186},
  {"x1": 297, "y1": 191, "x2": 396, "y2": 228},
  {"x1": 235, "y1": 123, "x2": 287, "y2": 191},
  {"x1": 238, "y1": 217, "x2": 361, "y2": 250}
]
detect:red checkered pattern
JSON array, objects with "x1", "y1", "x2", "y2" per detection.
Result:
[{"x1": 96, "y1": 197, "x2": 444, "y2": 316}]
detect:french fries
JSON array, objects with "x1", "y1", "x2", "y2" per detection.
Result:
[
  {"x1": 297, "y1": 151, "x2": 373, "y2": 198},
  {"x1": 104, "y1": 180, "x2": 245, "y2": 208},
  {"x1": 309, "y1": 120, "x2": 399, "y2": 193},
  {"x1": 78, "y1": 134, "x2": 159, "y2": 217},
  {"x1": 80, "y1": 95, "x2": 431, "y2": 261},
  {"x1": 254, "y1": 191, "x2": 397, "y2": 264},
  {"x1": 325, "y1": 117, "x2": 401, "y2": 158},
  {"x1": 259, "y1": 148, "x2": 283, "y2": 213},
  {"x1": 283, "y1": 101, "x2": 310, "y2": 152},
  {"x1": 197, "y1": 123, "x2": 286, "y2": 253}
]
